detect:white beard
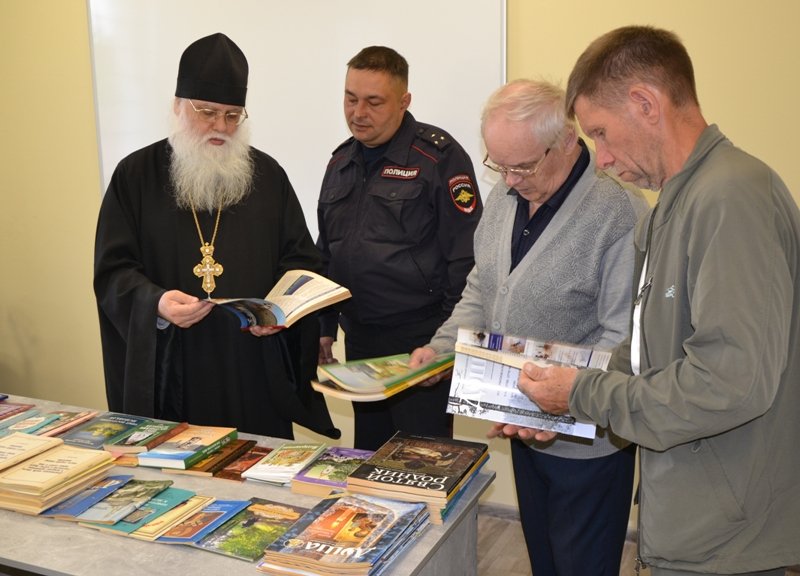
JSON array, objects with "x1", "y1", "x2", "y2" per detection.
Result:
[{"x1": 168, "y1": 112, "x2": 254, "y2": 213}]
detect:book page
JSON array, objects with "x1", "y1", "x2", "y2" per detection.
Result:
[{"x1": 265, "y1": 269, "x2": 349, "y2": 323}]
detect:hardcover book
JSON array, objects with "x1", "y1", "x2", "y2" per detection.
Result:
[
  {"x1": 194, "y1": 497, "x2": 308, "y2": 562},
  {"x1": 448, "y1": 327, "x2": 602, "y2": 439},
  {"x1": 346, "y1": 432, "x2": 489, "y2": 501},
  {"x1": 314, "y1": 353, "x2": 454, "y2": 402},
  {"x1": 165, "y1": 439, "x2": 256, "y2": 477},
  {"x1": 291, "y1": 446, "x2": 374, "y2": 497},
  {"x1": 241, "y1": 442, "x2": 326, "y2": 486},
  {"x1": 259, "y1": 493, "x2": 429, "y2": 575},
  {"x1": 0, "y1": 433, "x2": 63, "y2": 472},
  {"x1": 136, "y1": 425, "x2": 237, "y2": 470},
  {"x1": 211, "y1": 269, "x2": 351, "y2": 329},
  {"x1": 60, "y1": 413, "x2": 151, "y2": 449},
  {"x1": 75, "y1": 479, "x2": 173, "y2": 524},
  {"x1": 156, "y1": 499, "x2": 250, "y2": 544},
  {"x1": 213, "y1": 445, "x2": 273, "y2": 481},
  {"x1": 103, "y1": 420, "x2": 188, "y2": 454},
  {"x1": 41, "y1": 474, "x2": 134, "y2": 520}
]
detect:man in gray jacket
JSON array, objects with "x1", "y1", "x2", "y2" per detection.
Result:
[{"x1": 508, "y1": 26, "x2": 800, "y2": 576}]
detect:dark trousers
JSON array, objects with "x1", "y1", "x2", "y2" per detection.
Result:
[
  {"x1": 511, "y1": 439, "x2": 636, "y2": 576},
  {"x1": 342, "y1": 315, "x2": 453, "y2": 451}
]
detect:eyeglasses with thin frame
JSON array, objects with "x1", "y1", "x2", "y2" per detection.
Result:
[
  {"x1": 483, "y1": 147, "x2": 551, "y2": 179},
  {"x1": 188, "y1": 100, "x2": 249, "y2": 126}
]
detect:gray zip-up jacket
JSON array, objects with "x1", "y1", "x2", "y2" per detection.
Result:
[{"x1": 572, "y1": 125, "x2": 800, "y2": 572}]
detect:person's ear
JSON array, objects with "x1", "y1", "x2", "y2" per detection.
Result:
[
  {"x1": 628, "y1": 84, "x2": 660, "y2": 124},
  {"x1": 400, "y1": 91, "x2": 412, "y2": 111}
]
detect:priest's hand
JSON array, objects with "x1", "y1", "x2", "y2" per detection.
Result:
[
  {"x1": 318, "y1": 337, "x2": 338, "y2": 365},
  {"x1": 158, "y1": 290, "x2": 213, "y2": 328},
  {"x1": 409, "y1": 346, "x2": 451, "y2": 387},
  {"x1": 249, "y1": 325, "x2": 283, "y2": 337}
]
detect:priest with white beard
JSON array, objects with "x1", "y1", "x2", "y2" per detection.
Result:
[{"x1": 94, "y1": 33, "x2": 339, "y2": 440}]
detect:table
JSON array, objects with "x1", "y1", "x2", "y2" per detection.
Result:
[{"x1": 0, "y1": 396, "x2": 494, "y2": 576}]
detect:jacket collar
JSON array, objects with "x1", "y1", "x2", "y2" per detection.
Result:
[{"x1": 334, "y1": 111, "x2": 417, "y2": 171}]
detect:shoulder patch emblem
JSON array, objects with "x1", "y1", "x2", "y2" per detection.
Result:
[
  {"x1": 381, "y1": 166, "x2": 420, "y2": 180},
  {"x1": 449, "y1": 175, "x2": 477, "y2": 214}
]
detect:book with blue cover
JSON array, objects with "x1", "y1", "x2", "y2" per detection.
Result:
[
  {"x1": 41, "y1": 474, "x2": 133, "y2": 520},
  {"x1": 75, "y1": 479, "x2": 172, "y2": 524},
  {"x1": 156, "y1": 499, "x2": 250, "y2": 544},
  {"x1": 136, "y1": 425, "x2": 237, "y2": 470},
  {"x1": 86, "y1": 487, "x2": 196, "y2": 535}
]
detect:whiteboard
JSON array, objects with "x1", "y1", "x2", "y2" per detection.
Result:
[{"x1": 88, "y1": 0, "x2": 506, "y2": 237}]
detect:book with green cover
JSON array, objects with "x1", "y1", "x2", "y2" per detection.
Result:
[
  {"x1": 194, "y1": 497, "x2": 308, "y2": 562},
  {"x1": 136, "y1": 425, "x2": 237, "y2": 470},
  {"x1": 85, "y1": 487, "x2": 195, "y2": 535},
  {"x1": 103, "y1": 420, "x2": 188, "y2": 454},
  {"x1": 60, "y1": 413, "x2": 151, "y2": 449},
  {"x1": 314, "y1": 353, "x2": 454, "y2": 401},
  {"x1": 75, "y1": 479, "x2": 173, "y2": 524}
]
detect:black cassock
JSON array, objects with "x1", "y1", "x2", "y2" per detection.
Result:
[{"x1": 94, "y1": 139, "x2": 339, "y2": 439}]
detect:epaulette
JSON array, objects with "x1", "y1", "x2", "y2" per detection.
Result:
[
  {"x1": 415, "y1": 127, "x2": 452, "y2": 152},
  {"x1": 331, "y1": 137, "x2": 356, "y2": 156}
]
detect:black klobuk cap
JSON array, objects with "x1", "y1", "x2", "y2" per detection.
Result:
[{"x1": 175, "y1": 33, "x2": 248, "y2": 106}]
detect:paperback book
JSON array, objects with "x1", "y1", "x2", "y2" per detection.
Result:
[
  {"x1": 85, "y1": 487, "x2": 196, "y2": 536},
  {"x1": 136, "y1": 425, "x2": 237, "y2": 470},
  {"x1": 448, "y1": 327, "x2": 604, "y2": 439},
  {"x1": 314, "y1": 352, "x2": 454, "y2": 402},
  {"x1": 156, "y1": 499, "x2": 250, "y2": 544},
  {"x1": 41, "y1": 474, "x2": 134, "y2": 520},
  {"x1": 0, "y1": 409, "x2": 40, "y2": 432},
  {"x1": 128, "y1": 494, "x2": 215, "y2": 541},
  {"x1": 213, "y1": 445, "x2": 273, "y2": 481},
  {"x1": 259, "y1": 493, "x2": 429, "y2": 576},
  {"x1": 0, "y1": 402, "x2": 36, "y2": 424},
  {"x1": 212, "y1": 269, "x2": 351, "y2": 329},
  {"x1": 0, "y1": 414, "x2": 61, "y2": 437},
  {"x1": 75, "y1": 479, "x2": 173, "y2": 524},
  {"x1": 32, "y1": 410, "x2": 99, "y2": 437},
  {"x1": 0, "y1": 433, "x2": 63, "y2": 472},
  {"x1": 60, "y1": 413, "x2": 151, "y2": 449},
  {"x1": 103, "y1": 420, "x2": 189, "y2": 454},
  {"x1": 291, "y1": 446, "x2": 374, "y2": 497},
  {"x1": 241, "y1": 442, "x2": 326, "y2": 486},
  {"x1": 194, "y1": 498, "x2": 308, "y2": 562}
]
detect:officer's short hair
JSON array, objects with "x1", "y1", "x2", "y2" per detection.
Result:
[{"x1": 348, "y1": 46, "x2": 409, "y2": 88}]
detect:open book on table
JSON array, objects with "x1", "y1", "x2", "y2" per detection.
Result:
[
  {"x1": 448, "y1": 327, "x2": 611, "y2": 439},
  {"x1": 313, "y1": 352, "x2": 455, "y2": 402},
  {"x1": 211, "y1": 269, "x2": 350, "y2": 329}
]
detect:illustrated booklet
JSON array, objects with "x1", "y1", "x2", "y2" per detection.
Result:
[
  {"x1": 164, "y1": 438, "x2": 256, "y2": 477},
  {"x1": 81, "y1": 487, "x2": 196, "y2": 536},
  {"x1": 136, "y1": 425, "x2": 237, "y2": 470},
  {"x1": 241, "y1": 442, "x2": 326, "y2": 486},
  {"x1": 212, "y1": 269, "x2": 351, "y2": 329},
  {"x1": 291, "y1": 446, "x2": 374, "y2": 497},
  {"x1": 102, "y1": 420, "x2": 189, "y2": 454},
  {"x1": 258, "y1": 493, "x2": 429, "y2": 576},
  {"x1": 448, "y1": 327, "x2": 606, "y2": 439},
  {"x1": 75, "y1": 478, "x2": 173, "y2": 524},
  {"x1": 156, "y1": 499, "x2": 250, "y2": 544},
  {"x1": 314, "y1": 352, "x2": 455, "y2": 402},
  {"x1": 59, "y1": 412, "x2": 151, "y2": 449},
  {"x1": 194, "y1": 497, "x2": 309, "y2": 562},
  {"x1": 213, "y1": 444, "x2": 273, "y2": 481}
]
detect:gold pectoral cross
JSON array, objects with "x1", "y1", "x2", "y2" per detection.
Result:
[{"x1": 193, "y1": 243, "x2": 223, "y2": 297}]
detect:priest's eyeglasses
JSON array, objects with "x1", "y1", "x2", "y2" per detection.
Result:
[
  {"x1": 483, "y1": 148, "x2": 551, "y2": 178},
  {"x1": 188, "y1": 100, "x2": 249, "y2": 126}
]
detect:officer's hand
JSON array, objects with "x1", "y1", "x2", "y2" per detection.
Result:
[{"x1": 319, "y1": 336, "x2": 338, "y2": 365}]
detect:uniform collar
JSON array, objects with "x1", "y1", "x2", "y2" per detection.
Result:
[{"x1": 337, "y1": 111, "x2": 417, "y2": 170}]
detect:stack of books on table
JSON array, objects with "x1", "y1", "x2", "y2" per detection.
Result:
[
  {"x1": 0, "y1": 433, "x2": 116, "y2": 514},
  {"x1": 258, "y1": 493, "x2": 429, "y2": 576},
  {"x1": 313, "y1": 352, "x2": 455, "y2": 402},
  {"x1": 136, "y1": 424, "x2": 237, "y2": 470},
  {"x1": 242, "y1": 442, "x2": 326, "y2": 486},
  {"x1": 345, "y1": 431, "x2": 489, "y2": 524}
]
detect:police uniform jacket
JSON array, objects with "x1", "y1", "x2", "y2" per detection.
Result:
[{"x1": 317, "y1": 111, "x2": 481, "y2": 337}]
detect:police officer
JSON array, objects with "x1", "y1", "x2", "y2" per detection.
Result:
[{"x1": 317, "y1": 46, "x2": 482, "y2": 451}]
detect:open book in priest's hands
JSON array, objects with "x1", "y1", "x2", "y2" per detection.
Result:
[
  {"x1": 211, "y1": 269, "x2": 350, "y2": 329},
  {"x1": 448, "y1": 327, "x2": 612, "y2": 439}
]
